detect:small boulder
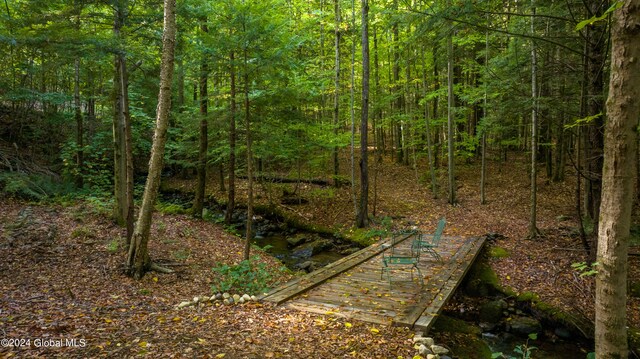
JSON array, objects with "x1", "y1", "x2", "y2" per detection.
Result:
[
  {"x1": 242, "y1": 294, "x2": 251, "y2": 302},
  {"x1": 177, "y1": 301, "x2": 192, "y2": 309},
  {"x1": 233, "y1": 294, "x2": 241, "y2": 302},
  {"x1": 416, "y1": 344, "x2": 432, "y2": 356},
  {"x1": 287, "y1": 234, "x2": 307, "y2": 246},
  {"x1": 223, "y1": 293, "x2": 231, "y2": 299},
  {"x1": 250, "y1": 295, "x2": 258, "y2": 302},
  {"x1": 239, "y1": 297, "x2": 245, "y2": 304},
  {"x1": 431, "y1": 345, "x2": 449, "y2": 355},
  {"x1": 479, "y1": 299, "x2": 507, "y2": 323},
  {"x1": 508, "y1": 316, "x2": 542, "y2": 336},
  {"x1": 554, "y1": 327, "x2": 572, "y2": 340},
  {"x1": 413, "y1": 336, "x2": 435, "y2": 347}
]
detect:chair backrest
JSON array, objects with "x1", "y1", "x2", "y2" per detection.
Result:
[{"x1": 432, "y1": 218, "x2": 446, "y2": 244}]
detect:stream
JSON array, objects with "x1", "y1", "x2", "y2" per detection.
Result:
[{"x1": 158, "y1": 190, "x2": 593, "y2": 358}]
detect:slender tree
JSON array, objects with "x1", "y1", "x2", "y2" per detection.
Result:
[
  {"x1": 529, "y1": 2, "x2": 539, "y2": 238},
  {"x1": 127, "y1": 0, "x2": 177, "y2": 279},
  {"x1": 333, "y1": 0, "x2": 341, "y2": 186},
  {"x1": 193, "y1": 20, "x2": 209, "y2": 219},
  {"x1": 356, "y1": 0, "x2": 369, "y2": 228},
  {"x1": 446, "y1": 9, "x2": 456, "y2": 205},
  {"x1": 595, "y1": 0, "x2": 640, "y2": 356},
  {"x1": 225, "y1": 51, "x2": 237, "y2": 225}
]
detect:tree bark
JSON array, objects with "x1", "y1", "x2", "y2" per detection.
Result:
[
  {"x1": 74, "y1": 56, "x2": 84, "y2": 188},
  {"x1": 446, "y1": 12, "x2": 456, "y2": 205},
  {"x1": 332, "y1": 0, "x2": 341, "y2": 186},
  {"x1": 193, "y1": 21, "x2": 209, "y2": 219},
  {"x1": 356, "y1": 0, "x2": 369, "y2": 228},
  {"x1": 243, "y1": 47, "x2": 253, "y2": 260},
  {"x1": 225, "y1": 51, "x2": 237, "y2": 225},
  {"x1": 112, "y1": 0, "x2": 135, "y2": 245},
  {"x1": 421, "y1": 46, "x2": 438, "y2": 199},
  {"x1": 529, "y1": 2, "x2": 539, "y2": 238},
  {"x1": 595, "y1": 1, "x2": 640, "y2": 356},
  {"x1": 127, "y1": 0, "x2": 176, "y2": 280},
  {"x1": 112, "y1": 0, "x2": 129, "y2": 229},
  {"x1": 584, "y1": 0, "x2": 607, "y2": 229}
]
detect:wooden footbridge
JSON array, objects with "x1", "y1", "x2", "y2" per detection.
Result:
[{"x1": 260, "y1": 232, "x2": 486, "y2": 331}]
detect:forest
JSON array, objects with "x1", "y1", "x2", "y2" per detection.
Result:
[{"x1": 1, "y1": 0, "x2": 639, "y2": 357}]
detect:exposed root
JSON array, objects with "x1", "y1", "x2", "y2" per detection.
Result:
[{"x1": 150, "y1": 262, "x2": 174, "y2": 274}]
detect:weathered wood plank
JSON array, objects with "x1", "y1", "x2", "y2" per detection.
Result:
[
  {"x1": 264, "y1": 234, "x2": 486, "y2": 330},
  {"x1": 412, "y1": 237, "x2": 486, "y2": 330},
  {"x1": 261, "y1": 232, "x2": 415, "y2": 304},
  {"x1": 392, "y1": 237, "x2": 478, "y2": 327}
]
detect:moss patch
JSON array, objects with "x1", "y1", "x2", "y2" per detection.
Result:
[
  {"x1": 488, "y1": 246, "x2": 510, "y2": 258},
  {"x1": 630, "y1": 282, "x2": 640, "y2": 298},
  {"x1": 464, "y1": 260, "x2": 502, "y2": 297},
  {"x1": 432, "y1": 332, "x2": 492, "y2": 359},
  {"x1": 431, "y1": 315, "x2": 482, "y2": 335}
]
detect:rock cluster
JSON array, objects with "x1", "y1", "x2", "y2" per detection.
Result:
[
  {"x1": 176, "y1": 293, "x2": 259, "y2": 308},
  {"x1": 412, "y1": 333, "x2": 451, "y2": 359}
]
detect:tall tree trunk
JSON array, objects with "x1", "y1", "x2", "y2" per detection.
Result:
[
  {"x1": 112, "y1": 0, "x2": 128, "y2": 228},
  {"x1": 446, "y1": 14, "x2": 456, "y2": 205},
  {"x1": 392, "y1": 0, "x2": 403, "y2": 163},
  {"x1": 356, "y1": 0, "x2": 369, "y2": 228},
  {"x1": 480, "y1": 23, "x2": 488, "y2": 205},
  {"x1": 193, "y1": 21, "x2": 209, "y2": 218},
  {"x1": 529, "y1": 2, "x2": 539, "y2": 238},
  {"x1": 333, "y1": 0, "x2": 341, "y2": 186},
  {"x1": 127, "y1": 0, "x2": 176, "y2": 280},
  {"x1": 584, "y1": 0, "x2": 607, "y2": 230},
  {"x1": 421, "y1": 47, "x2": 438, "y2": 199},
  {"x1": 113, "y1": 0, "x2": 134, "y2": 245},
  {"x1": 243, "y1": 48, "x2": 253, "y2": 261},
  {"x1": 225, "y1": 51, "x2": 237, "y2": 225},
  {"x1": 350, "y1": 0, "x2": 357, "y2": 217},
  {"x1": 74, "y1": 57, "x2": 84, "y2": 188},
  {"x1": 595, "y1": 1, "x2": 640, "y2": 356}
]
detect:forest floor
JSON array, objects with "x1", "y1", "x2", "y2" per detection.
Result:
[{"x1": 1, "y1": 152, "x2": 639, "y2": 358}]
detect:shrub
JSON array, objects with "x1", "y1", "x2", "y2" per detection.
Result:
[{"x1": 211, "y1": 256, "x2": 273, "y2": 295}]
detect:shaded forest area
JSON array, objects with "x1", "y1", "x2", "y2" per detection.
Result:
[{"x1": 1, "y1": 0, "x2": 640, "y2": 357}]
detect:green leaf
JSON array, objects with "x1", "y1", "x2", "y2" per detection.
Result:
[{"x1": 576, "y1": 2, "x2": 623, "y2": 31}]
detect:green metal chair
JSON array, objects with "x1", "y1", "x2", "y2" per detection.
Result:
[
  {"x1": 412, "y1": 218, "x2": 446, "y2": 261},
  {"x1": 380, "y1": 229, "x2": 423, "y2": 288}
]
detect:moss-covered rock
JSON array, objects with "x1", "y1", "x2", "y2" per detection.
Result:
[
  {"x1": 464, "y1": 261, "x2": 501, "y2": 297},
  {"x1": 431, "y1": 315, "x2": 482, "y2": 335},
  {"x1": 433, "y1": 332, "x2": 492, "y2": 359}
]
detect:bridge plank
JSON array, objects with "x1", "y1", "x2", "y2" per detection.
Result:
[{"x1": 261, "y1": 234, "x2": 486, "y2": 331}]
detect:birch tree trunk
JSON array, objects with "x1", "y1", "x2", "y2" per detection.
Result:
[
  {"x1": 595, "y1": 1, "x2": 640, "y2": 356},
  {"x1": 126, "y1": 0, "x2": 176, "y2": 279}
]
